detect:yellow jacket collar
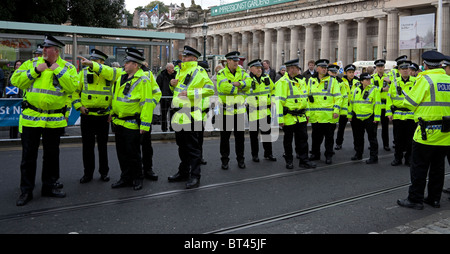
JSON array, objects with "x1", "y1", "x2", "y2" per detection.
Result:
[{"x1": 181, "y1": 61, "x2": 198, "y2": 70}]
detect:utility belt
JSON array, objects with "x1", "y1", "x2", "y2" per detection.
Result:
[
  {"x1": 22, "y1": 101, "x2": 67, "y2": 114},
  {"x1": 112, "y1": 113, "x2": 141, "y2": 125},
  {"x1": 283, "y1": 107, "x2": 306, "y2": 117},
  {"x1": 418, "y1": 116, "x2": 450, "y2": 140},
  {"x1": 390, "y1": 106, "x2": 410, "y2": 113},
  {"x1": 85, "y1": 107, "x2": 109, "y2": 115}
]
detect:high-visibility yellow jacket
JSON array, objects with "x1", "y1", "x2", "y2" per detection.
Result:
[
  {"x1": 307, "y1": 75, "x2": 342, "y2": 124},
  {"x1": 111, "y1": 68, "x2": 157, "y2": 132},
  {"x1": 143, "y1": 70, "x2": 162, "y2": 112},
  {"x1": 372, "y1": 72, "x2": 389, "y2": 110},
  {"x1": 334, "y1": 76, "x2": 348, "y2": 116},
  {"x1": 402, "y1": 68, "x2": 450, "y2": 146},
  {"x1": 275, "y1": 73, "x2": 308, "y2": 126},
  {"x1": 11, "y1": 56, "x2": 78, "y2": 129},
  {"x1": 73, "y1": 62, "x2": 119, "y2": 116},
  {"x1": 385, "y1": 75, "x2": 416, "y2": 120},
  {"x1": 216, "y1": 65, "x2": 252, "y2": 115},
  {"x1": 246, "y1": 74, "x2": 275, "y2": 121},
  {"x1": 342, "y1": 76, "x2": 359, "y2": 93},
  {"x1": 348, "y1": 84, "x2": 381, "y2": 122},
  {"x1": 170, "y1": 61, "x2": 214, "y2": 125}
]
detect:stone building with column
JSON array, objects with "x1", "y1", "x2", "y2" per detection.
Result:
[{"x1": 158, "y1": 0, "x2": 450, "y2": 70}]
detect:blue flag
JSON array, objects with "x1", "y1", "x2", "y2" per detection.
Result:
[{"x1": 5, "y1": 86, "x2": 18, "y2": 95}]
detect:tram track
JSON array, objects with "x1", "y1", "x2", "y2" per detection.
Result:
[{"x1": 1, "y1": 153, "x2": 446, "y2": 234}]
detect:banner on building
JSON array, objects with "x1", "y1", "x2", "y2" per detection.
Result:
[
  {"x1": 399, "y1": 13, "x2": 435, "y2": 50},
  {"x1": 0, "y1": 98, "x2": 80, "y2": 127},
  {"x1": 211, "y1": 0, "x2": 296, "y2": 16}
]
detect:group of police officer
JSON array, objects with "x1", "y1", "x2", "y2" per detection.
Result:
[{"x1": 10, "y1": 34, "x2": 450, "y2": 210}]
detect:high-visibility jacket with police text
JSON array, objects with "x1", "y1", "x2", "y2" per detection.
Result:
[
  {"x1": 385, "y1": 75, "x2": 416, "y2": 120},
  {"x1": 348, "y1": 84, "x2": 381, "y2": 122},
  {"x1": 307, "y1": 74, "x2": 342, "y2": 124},
  {"x1": 247, "y1": 73, "x2": 275, "y2": 121},
  {"x1": 275, "y1": 73, "x2": 309, "y2": 126},
  {"x1": 11, "y1": 56, "x2": 78, "y2": 129},
  {"x1": 216, "y1": 65, "x2": 252, "y2": 115}
]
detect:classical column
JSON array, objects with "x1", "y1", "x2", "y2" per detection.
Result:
[
  {"x1": 289, "y1": 26, "x2": 299, "y2": 60},
  {"x1": 213, "y1": 34, "x2": 220, "y2": 55},
  {"x1": 275, "y1": 27, "x2": 285, "y2": 69},
  {"x1": 240, "y1": 31, "x2": 249, "y2": 59},
  {"x1": 386, "y1": 8, "x2": 399, "y2": 61},
  {"x1": 252, "y1": 30, "x2": 260, "y2": 60},
  {"x1": 355, "y1": 17, "x2": 367, "y2": 61},
  {"x1": 440, "y1": 1, "x2": 450, "y2": 55},
  {"x1": 223, "y1": 34, "x2": 231, "y2": 54},
  {"x1": 263, "y1": 28, "x2": 273, "y2": 62},
  {"x1": 303, "y1": 23, "x2": 314, "y2": 69},
  {"x1": 375, "y1": 15, "x2": 387, "y2": 59},
  {"x1": 319, "y1": 22, "x2": 330, "y2": 60},
  {"x1": 231, "y1": 32, "x2": 239, "y2": 51},
  {"x1": 336, "y1": 20, "x2": 349, "y2": 65}
]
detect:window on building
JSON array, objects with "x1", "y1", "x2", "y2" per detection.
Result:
[
  {"x1": 353, "y1": 47, "x2": 357, "y2": 62},
  {"x1": 318, "y1": 48, "x2": 321, "y2": 59},
  {"x1": 373, "y1": 46, "x2": 378, "y2": 60}
]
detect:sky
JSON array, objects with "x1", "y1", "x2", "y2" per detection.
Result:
[{"x1": 124, "y1": 0, "x2": 240, "y2": 12}]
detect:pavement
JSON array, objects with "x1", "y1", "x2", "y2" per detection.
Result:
[{"x1": 0, "y1": 122, "x2": 449, "y2": 234}]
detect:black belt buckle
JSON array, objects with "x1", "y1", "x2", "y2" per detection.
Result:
[{"x1": 442, "y1": 116, "x2": 450, "y2": 133}]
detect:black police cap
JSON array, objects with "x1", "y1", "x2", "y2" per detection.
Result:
[
  {"x1": 225, "y1": 51, "x2": 240, "y2": 61},
  {"x1": 395, "y1": 55, "x2": 408, "y2": 62},
  {"x1": 315, "y1": 59, "x2": 330, "y2": 67},
  {"x1": 409, "y1": 62, "x2": 420, "y2": 70},
  {"x1": 374, "y1": 59, "x2": 386, "y2": 66},
  {"x1": 397, "y1": 60, "x2": 412, "y2": 69},
  {"x1": 327, "y1": 64, "x2": 340, "y2": 73},
  {"x1": 183, "y1": 45, "x2": 201, "y2": 58},
  {"x1": 90, "y1": 49, "x2": 108, "y2": 61},
  {"x1": 33, "y1": 44, "x2": 43, "y2": 54},
  {"x1": 344, "y1": 64, "x2": 356, "y2": 72},
  {"x1": 125, "y1": 47, "x2": 145, "y2": 65},
  {"x1": 443, "y1": 55, "x2": 450, "y2": 67},
  {"x1": 359, "y1": 73, "x2": 372, "y2": 80},
  {"x1": 248, "y1": 59, "x2": 262, "y2": 68},
  {"x1": 422, "y1": 50, "x2": 445, "y2": 67},
  {"x1": 198, "y1": 60, "x2": 209, "y2": 69},
  {"x1": 284, "y1": 58, "x2": 301, "y2": 69},
  {"x1": 42, "y1": 34, "x2": 65, "y2": 48}
]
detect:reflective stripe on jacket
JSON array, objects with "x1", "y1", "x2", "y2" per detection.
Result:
[
  {"x1": 307, "y1": 75, "x2": 342, "y2": 123},
  {"x1": 275, "y1": 73, "x2": 308, "y2": 126},
  {"x1": 216, "y1": 65, "x2": 252, "y2": 115},
  {"x1": 348, "y1": 84, "x2": 381, "y2": 122}
]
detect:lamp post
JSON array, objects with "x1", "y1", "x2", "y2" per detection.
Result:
[
  {"x1": 202, "y1": 17, "x2": 208, "y2": 62},
  {"x1": 382, "y1": 46, "x2": 387, "y2": 60}
]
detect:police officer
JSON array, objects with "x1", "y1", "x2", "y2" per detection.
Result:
[
  {"x1": 308, "y1": 59, "x2": 342, "y2": 164},
  {"x1": 372, "y1": 59, "x2": 391, "y2": 151},
  {"x1": 110, "y1": 48, "x2": 156, "y2": 191},
  {"x1": 246, "y1": 59, "x2": 276, "y2": 162},
  {"x1": 141, "y1": 62, "x2": 162, "y2": 181},
  {"x1": 443, "y1": 56, "x2": 450, "y2": 76},
  {"x1": 397, "y1": 51, "x2": 450, "y2": 210},
  {"x1": 216, "y1": 51, "x2": 252, "y2": 169},
  {"x1": 348, "y1": 73, "x2": 381, "y2": 164},
  {"x1": 197, "y1": 60, "x2": 211, "y2": 165},
  {"x1": 327, "y1": 64, "x2": 347, "y2": 151},
  {"x1": 33, "y1": 44, "x2": 43, "y2": 58},
  {"x1": 409, "y1": 62, "x2": 420, "y2": 77},
  {"x1": 335, "y1": 64, "x2": 359, "y2": 150},
  {"x1": 74, "y1": 49, "x2": 118, "y2": 183},
  {"x1": 385, "y1": 60, "x2": 416, "y2": 166},
  {"x1": 276, "y1": 59, "x2": 316, "y2": 169},
  {"x1": 167, "y1": 46, "x2": 214, "y2": 189},
  {"x1": 12, "y1": 35, "x2": 79, "y2": 206}
]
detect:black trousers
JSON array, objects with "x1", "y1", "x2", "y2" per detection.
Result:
[
  {"x1": 160, "y1": 98, "x2": 173, "y2": 131},
  {"x1": 311, "y1": 123, "x2": 336, "y2": 158},
  {"x1": 20, "y1": 126, "x2": 64, "y2": 194},
  {"x1": 351, "y1": 115, "x2": 378, "y2": 159},
  {"x1": 408, "y1": 141, "x2": 449, "y2": 203},
  {"x1": 175, "y1": 128, "x2": 202, "y2": 178},
  {"x1": 114, "y1": 125, "x2": 142, "y2": 183},
  {"x1": 283, "y1": 122, "x2": 309, "y2": 163},
  {"x1": 249, "y1": 116, "x2": 272, "y2": 157},
  {"x1": 392, "y1": 119, "x2": 416, "y2": 162},
  {"x1": 380, "y1": 108, "x2": 389, "y2": 147},
  {"x1": 335, "y1": 115, "x2": 348, "y2": 146},
  {"x1": 220, "y1": 114, "x2": 246, "y2": 163},
  {"x1": 141, "y1": 127, "x2": 153, "y2": 172},
  {"x1": 80, "y1": 114, "x2": 110, "y2": 177}
]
